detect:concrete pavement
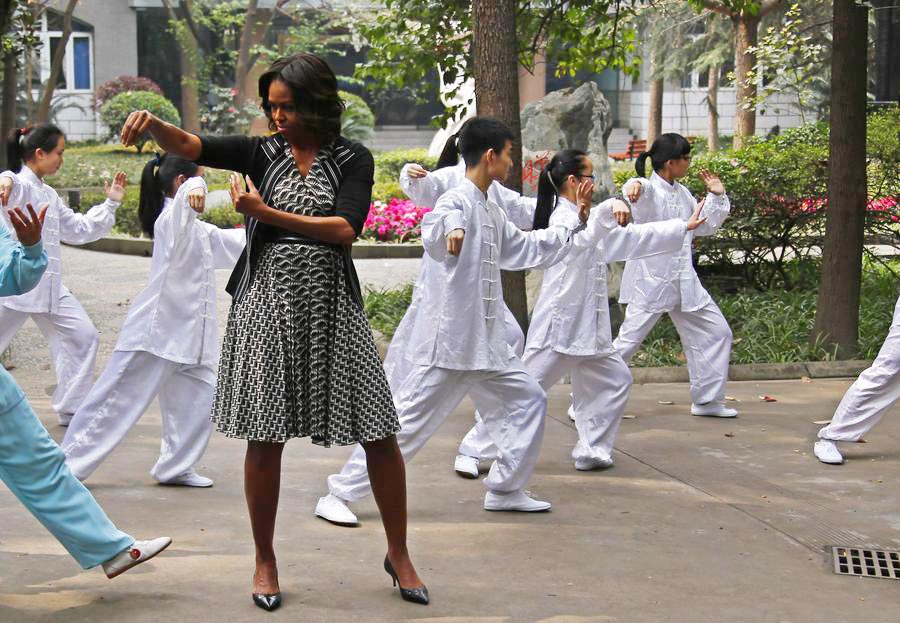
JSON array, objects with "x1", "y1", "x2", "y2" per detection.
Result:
[{"x1": 1, "y1": 247, "x2": 899, "y2": 622}]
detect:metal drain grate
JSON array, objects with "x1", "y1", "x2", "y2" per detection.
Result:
[{"x1": 832, "y1": 547, "x2": 900, "y2": 580}]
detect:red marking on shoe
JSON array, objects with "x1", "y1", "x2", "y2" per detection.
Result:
[{"x1": 130, "y1": 549, "x2": 141, "y2": 560}]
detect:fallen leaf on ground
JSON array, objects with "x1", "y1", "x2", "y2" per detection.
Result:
[
  {"x1": 870, "y1": 479, "x2": 883, "y2": 484},
  {"x1": 725, "y1": 396, "x2": 739, "y2": 402},
  {"x1": 758, "y1": 395, "x2": 777, "y2": 402},
  {"x1": 623, "y1": 415, "x2": 636, "y2": 420},
  {"x1": 657, "y1": 400, "x2": 674, "y2": 405},
  {"x1": 724, "y1": 433, "x2": 735, "y2": 438},
  {"x1": 813, "y1": 420, "x2": 831, "y2": 425},
  {"x1": 801, "y1": 376, "x2": 812, "y2": 383},
  {"x1": 858, "y1": 439, "x2": 867, "y2": 443}
]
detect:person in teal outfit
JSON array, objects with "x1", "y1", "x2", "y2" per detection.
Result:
[{"x1": 0, "y1": 201, "x2": 171, "y2": 578}]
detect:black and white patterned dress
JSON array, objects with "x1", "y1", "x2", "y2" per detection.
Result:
[{"x1": 210, "y1": 143, "x2": 399, "y2": 446}]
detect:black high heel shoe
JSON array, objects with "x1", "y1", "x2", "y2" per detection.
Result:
[
  {"x1": 252, "y1": 570, "x2": 282, "y2": 612},
  {"x1": 383, "y1": 556, "x2": 429, "y2": 605}
]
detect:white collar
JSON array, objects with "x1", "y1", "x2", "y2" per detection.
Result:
[
  {"x1": 162, "y1": 196, "x2": 174, "y2": 211},
  {"x1": 650, "y1": 171, "x2": 679, "y2": 193},
  {"x1": 459, "y1": 176, "x2": 490, "y2": 204},
  {"x1": 18, "y1": 165, "x2": 43, "y2": 188}
]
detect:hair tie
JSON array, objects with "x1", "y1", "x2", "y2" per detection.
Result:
[
  {"x1": 152, "y1": 152, "x2": 163, "y2": 167},
  {"x1": 17, "y1": 126, "x2": 30, "y2": 146}
]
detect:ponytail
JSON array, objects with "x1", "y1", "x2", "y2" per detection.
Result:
[
  {"x1": 436, "y1": 117, "x2": 476, "y2": 170},
  {"x1": 635, "y1": 133, "x2": 691, "y2": 177},
  {"x1": 138, "y1": 153, "x2": 199, "y2": 238},
  {"x1": 5, "y1": 124, "x2": 64, "y2": 173},
  {"x1": 532, "y1": 149, "x2": 588, "y2": 230}
]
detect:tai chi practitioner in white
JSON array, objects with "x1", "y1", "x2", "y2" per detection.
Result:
[
  {"x1": 385, "y1": 131, "x2": 538, "y2": 481},
  {"x1": 457, "y1": 150, "x2": 707, "y2": 471},
  {"x1": 613, "y1": 133, "x2": 737, "y2": 417},
  {"x1": 814, "y1": 295, "x2": 900, "y2": 465},
  {"x1": 0, "y1": 125, "x2": 125, "y2": 426},
  {"x1": 315, "y1": 117, "x2": 587, "y2": 526},
  {"x1": 61, "y1": 155, "x2": 244, "y2": 486}
]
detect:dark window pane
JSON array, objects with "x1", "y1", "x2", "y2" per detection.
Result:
[
  {"x1": 698, "y1": 69, "x2": 709, "y2": 88},
  {"x1": 48, "y1": 37, "x2": 67, "y2": 89}
]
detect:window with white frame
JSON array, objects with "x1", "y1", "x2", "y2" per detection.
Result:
[{"x1": 40, "y1": 10, "x2": 94, "y2": 93}]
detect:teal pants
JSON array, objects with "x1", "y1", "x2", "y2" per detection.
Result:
[{"x1": 0, "y1": 367, "x2": 133, "y2": 569}]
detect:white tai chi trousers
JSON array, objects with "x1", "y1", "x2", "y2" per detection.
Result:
[
  {"x1": 459, "y1": 349, "x2": 633, "y2": 464},
  {"x1": 327, "y1": 358, "x2": 547, "y2": 502},
  {"x1": 456, "y1": 308, "x2": 526, "y2": 461},
  {"x1": 818, "y1": 297, "x2": 900, "y2": 442},
  {"x1": 0, "y1": 292, "x2": 99, "y2": 416},
  {"x1": 61, "y1": 350, "x2": 216, "y2": 483},
  {"x1": 613, "y1": 300, "x2": 733, "y2": 405}
]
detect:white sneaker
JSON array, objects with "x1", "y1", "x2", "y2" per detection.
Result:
[
  {"x1": 454, "y1": 454, "x2": 480, "y2": 479},
  {"x1": 58, "y1": 413, "x2": 73, "y2": 427},
  {"x1": 102, "y1": 537, "x2": 172, "y2": 579},
  {"x1": 814, "y1": 439, "x2": 844, "y2": 465},
  {"x1": 160, "y1": 470, "x2": 214, "y2": 487},
  {"x1": 691, "y1": 402, "x2": 738, "y2": 418},
  {"x1": 484, "y1": 490, "x2": 551, "y2": 512},
  {"x1": 315, "y1": 493, "x2": 359, "y2": 526},
  {"x1": 575, "y1": 456, "x2": 614, "y2": 471}
]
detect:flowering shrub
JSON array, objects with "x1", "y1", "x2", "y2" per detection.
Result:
[
  {"x1": 362, "y1": 198, "x2": 431, "y2": 242},
  {"x1": 201, "y1": 86, "x2": 261, "y2": 135},
  {"x1": 95, "y1": 75, "x2": 162, "y2": 111}
]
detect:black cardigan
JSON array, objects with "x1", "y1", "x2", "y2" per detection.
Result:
[{"x1": 196, "y1": 133, "x2": 375, "y2": 307}]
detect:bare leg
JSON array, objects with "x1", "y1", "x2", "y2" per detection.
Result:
[
  {"x1": 245, "y1": 441, "x2": 285, "y2": 595},
  {"x1": 363, "y1": 435, "x2": 424, "y2": 588}
]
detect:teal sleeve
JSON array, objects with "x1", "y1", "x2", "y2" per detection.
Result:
[{"x1": 0, "y1": 226, "x2": 47, "y2": 297}]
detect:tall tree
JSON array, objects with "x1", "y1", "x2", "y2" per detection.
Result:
[
  {"x1": 35, "y1": 0, "x2": 78, "y2": 123},
  {"x1": 163, "y1": 0, "x2": 202, "y2": 132},
  {"x1": 472, "y1": 0, "x2": 529, "y2": 330},
  {"x1": 811, "y1": 0, "x2": 868, "y2": 358},
  {"x1": 647, "y1": 48, "x2": 663, "y2": 145},
  {"x1": 692, "y1": 0, "x2": 783, "y2": 149}
]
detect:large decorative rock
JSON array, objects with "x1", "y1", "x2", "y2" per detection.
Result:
[{"x1": 520, "y1": 81, "x2": 614, "y2": 198}]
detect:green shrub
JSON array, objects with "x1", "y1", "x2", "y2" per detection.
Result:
[
  {"x1": 340, "y1": 91, "x2": 375, "y2": 143},
  {"x1": 372, "y1": 180, "x2": 404, "y2": 203},
  {"x1": 100, "y1": 91, "x2": 180, "y2": 153},
  {"x1": 373, "y1": 148, "x2": 437, "y2": 184},
  {"x1": 364, "y1": 283, "x2": 414, "y2": 339},
  {"x1": 199, "y1": 203, "x2": 243, "y2": 228},
  {"x1": 81, "y1": 186, "x2": 143, "y2": 237}
]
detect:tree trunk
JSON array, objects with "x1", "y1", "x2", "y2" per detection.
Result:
[
  {"x1": 707, "y1": 64, "x2": 719, "y2": 152},
  {"x1": 732, "y1": 14, "x2": 759, "y2": 149},
  {"x1": 647, "y1": 49, "x2": 663, "y2": 145},
  {"x1": 872, "y1": 0, "x2": 900, "y2": 102},
  {"x1": 234, "y1": 0, "x2": 259, "y2": 104},
  {"x1": 36, "y1": 0, "x2": 78, "y2": 123},
  {"x1": 165, "y1": 1, "x2": 201, "y2": 133},
  {"x1": 1, "y1": 52, "x2": 17, "y2": 170},
  {"x1": 811, "y1": 0, "x2": 869, "y2": 358},
  {"x1": 472, "y1": 0, "x2": 529, "y2": 332}
]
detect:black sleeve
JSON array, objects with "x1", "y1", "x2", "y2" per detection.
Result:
[
  {"x1": 334, "y1": 148, "x2": 375, "y2": 237},
  {"x1": 196, "y1": 134, "x2": 260, "y2": 176}
]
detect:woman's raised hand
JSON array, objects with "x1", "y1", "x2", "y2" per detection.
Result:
[
  {"x1": 104, "y1": 171, "x2": 128, "y2": 202},
  {"x1": 120, "y1": 110, "x2": 157, "y2": 147},
  {"x1": 406, "y1": 164, "x2": 429, "y2": 179},
  {"x1": 8, "y1": 203, "x2": 47, "y2": 247},
  {"x1": 188, "y1": 188, "x2": 206, "y2": 214},
  {"x1": 0, "y1": 177, "x2": 12, "y2": 207},
  {"x1": 686, "y1": 198, "x2": 708, "y2": 231},
  {"x1": 624, "y1": 180, "x2": 642, "y2": 203},
  {"x1": 699, "y1": 169, "x2": 725, "y2": 196},
  {"x1": 229, "y1": 173, "x2": 269, "y2": 220},
  {"x1": 576, "y1": 178, "x2": 594, "y2": 224},
  {"x1": 611, "y1": 199, "x2": 631, "y2": 226}
]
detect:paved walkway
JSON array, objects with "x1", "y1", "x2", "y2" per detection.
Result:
[{"x1": 2, "y1": 247, "x2": 899, "y2": 622}]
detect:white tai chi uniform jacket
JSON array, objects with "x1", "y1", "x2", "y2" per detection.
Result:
[
  {"x1": 612, "y1": 172, "x2": 735, "y2": 405},
  {"x1": 461, "y1": 197, "x2": 689, "y2": 464},
  {"x1": 62, "y1": 177, "x2": 245, "y2": 482},
  {"x1": 818, "y1": 295, "x2": 900, "y2": 443},
  {"x1": 0, "y1": 166, "x2": 119, "y2": 416},
  {"x1": 327, "y1": 177, "x2": 580, "y2": 503},
  {"x1": 384, "y1": 162, "x2": 537, "y2": 388}
]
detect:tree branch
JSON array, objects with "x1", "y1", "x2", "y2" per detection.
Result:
[{"x1": 698, "y1": 0, "x2": 734, "y2": 17}]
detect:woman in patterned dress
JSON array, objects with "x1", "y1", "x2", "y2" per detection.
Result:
[{"x1": 119, "y1": 53, "x2": 426, "y2": 610}]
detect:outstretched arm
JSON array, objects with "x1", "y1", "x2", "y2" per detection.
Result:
[
  {"x1": 120, "y1": 110, "x2": 202, "y2": 161},
  {"x1": 0, "y1": 205, "x2": 48, "y2": 296}
]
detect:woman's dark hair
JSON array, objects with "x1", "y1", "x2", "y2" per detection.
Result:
[
  {"x1": 635, "y1": 133, "x2": 691, "y2": 177},
  {"x1": 436, "y1": 117, "x2": 475, "y2": 170},
  {"x1": 139, "y1": 153, "x2": 199, "y2": 238},
  {"x1": 258, "y1": 52, "x2": 345, "y2": 145},
  {"x1": 457, "y1": 117, "x2": 514, "y2": 167},
  {"x1": 533, "y1": 149, "x2": 589, "y2": 230},
  {"x1": 5, "y1": 124, "x2": 65, "y2": 172}
]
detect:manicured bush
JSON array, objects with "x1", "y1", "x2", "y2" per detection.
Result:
[
  {"x1": 81, "y1": 186, "x2": 143, "y2": 237},
  {"x1": 199, "y1": 202, "x2": 244, "y2": 229},
  {"x1": 95, "y1": 75, "x2": 162, "y2": 110},
  {"x1": 100, "y1": 91, "x2": 181, "y2": 153},
  {"x1": 340, "y1": 91, "x2": 375, "y2": 143},
  {"x1": 373, "y1": 148, "x2": 437, "y2": 184},
  {"x1": 371, "y1": 180, "x2": 403, "y2": 203}
]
